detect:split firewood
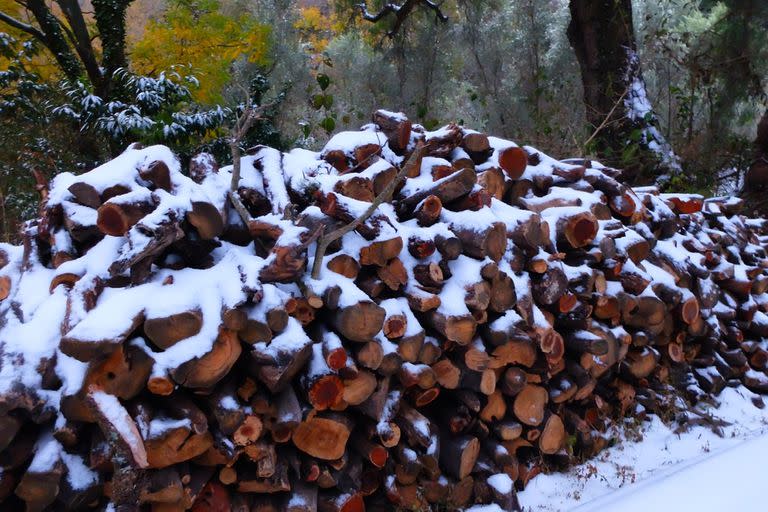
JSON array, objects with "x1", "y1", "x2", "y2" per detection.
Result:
[
  {"x1": 68, "y1": 181, "x2": 102, "y2": 209},
  {"x1": 451, "y1": 221, "x2": 507, "y2": 262},
  {"x1": 187, "y1": 201, "x2": 224, "y2": 240},
  {"x1": 476, "y1": 169, "x2": 506, "y2": 201},
  {"x1": 60, "y1": 310, "x2": 146, "y2": 361},
  {"x1": 326, "y1": 254, "x2": 360, "y2": 279},
  {"x1": 249, "y1": 320, "x2": 314, "y2": 393},
  {"x1": 398, "y1": 167, "x2": 477, "y2": 214},
  {"x1": 145, "y1": 310, "x2": 203, "y2": 349},
  {"x1": 88, "y1": 389, "x2": 149, "y2": 469},
  {"x1": 171, "y1": 329, "x2": 242, "y2": 389},
  {"x1": 372, "y1": 110, "x2": 412, "y2": 154},
  {"x1": 415, "y1": 195, "x2": 443, "y2": 226},
  {"x1": 423, "y1": 123, "x2": 463, "y2": 159},
  {"x1": 360, "y1": 237, "x2": 403, "y2": 267}
]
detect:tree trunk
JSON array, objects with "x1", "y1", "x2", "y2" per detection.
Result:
[
  {"x1": 743, "y1": 109, "x2": 768, "y2": 214},
  {"x1": 568, "y1": 0, "x2": 681, "y2": 185},
  {"x1": 91, "y1": 0, "x2": 131, "y2": 98},
  {"x1": 25, "y1": 0, "x2": 83, "y2": 82}
]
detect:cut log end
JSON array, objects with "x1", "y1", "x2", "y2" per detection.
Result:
[
  {"x1": 335, "y1": 302, "x2": 386, "y2": 342},
  {"x1": 498, "y1": 146, "x2": 528, "y2": 179},
  {"x1": 292, "y1": 417, "x2": 351, "y2": 461},
  {"x1": 309, "y1": 375, "x2": 344, "y2": 411},
  {"x1": 96, "y1": 200, "x2": 154, "y2": 237},
  {"x1": 570, "y1": 217, "x2": 598, "y2": 248}
]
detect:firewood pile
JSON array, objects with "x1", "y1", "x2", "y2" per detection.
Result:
[{"x1": 1, "y1": 109, "x2": 767, "y2": 511}]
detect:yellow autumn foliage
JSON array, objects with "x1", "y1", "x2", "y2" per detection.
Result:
[
  {"x1": 130, "y1": 0, "x2": 271, "y2": 104},
  {"x1": 294, "y1": 6, "x2": 345, "y2": 57},
  {"x1": 0, "y1": 0, "x2": 59, "y2": 81}
]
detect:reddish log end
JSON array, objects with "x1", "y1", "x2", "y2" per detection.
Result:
[{"x1": 498, "y1": 146, "x2": 528, "y2": 179}]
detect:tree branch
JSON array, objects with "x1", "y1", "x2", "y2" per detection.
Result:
[
  {"x1": 228, "y1": 101, "x2": 279, "y2": 226},
  {"x1": 23, "y1": 0, "x2": 83, "y2": 82},
  {"x1": 0, "y1": 10, "x2": 45, "y2": 40},
  {"x1": 422, "y1": 0, "x2": 448, "y2": 20},
  {"x1": 582, "y1": 87, "x2": 629, "y2": 152},
  {"x1": 358, "y1": 2, "x2": 401, "y2": 22},
  {"x1": 56, "y1": 0, "x2": 103, "y2": 89},
  {"x1": 311, "y1": 141, "x2": 429, "y2": 279},
  {"x1": 357, "y1": 0, "x2": 448, "y2": 37}
]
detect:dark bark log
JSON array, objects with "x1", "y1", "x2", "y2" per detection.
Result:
[{"x1": 398, "y1": 167, "x2": 477, "y2": 214}]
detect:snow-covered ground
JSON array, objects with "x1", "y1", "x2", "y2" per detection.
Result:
[{"x1": 519, "y1": 386, "x2": 768, "y2": 511}]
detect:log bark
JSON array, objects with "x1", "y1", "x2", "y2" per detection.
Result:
[
  {"x1": 373, "y1": 110, "x2": 412, "y2": 154},
  {"x1": 452, "y1": 222, "x2": 507, "y2": 262},
  {"x1": 398, "y1": 167, "x2": 477, "y2": 214},
  {"x1": 439, "y1": 435, "x2": 480, "y2": 480},
  {"x1": 144, "y1": 310, "x2": 203, "y2": 350}
]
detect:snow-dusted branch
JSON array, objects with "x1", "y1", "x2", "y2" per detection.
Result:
[
  {"x1": 311, "y1": 142, "x2": 428, "y2": 279},
  {"x1": 0, "y1": 10, "x2": 45, "y2": 40},
  {"x1": 228, "y1": 101, "x2": 277, "y2": 225}
]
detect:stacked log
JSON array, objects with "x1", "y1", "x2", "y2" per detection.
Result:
[{"x1": 0, "y1": 110, "x2": 766, "y2": 511}]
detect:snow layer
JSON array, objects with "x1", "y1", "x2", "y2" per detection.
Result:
[
  {"x1": 2, "y1": 118, "x2": 767, "y2": 511},
  {"x1": 519, "y1": 386, "x2": 768, "y2": 511}
]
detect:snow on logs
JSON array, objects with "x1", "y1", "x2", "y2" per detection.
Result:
[{"x1": 0, "y1": 110, "x2": 767, "y2": 511}]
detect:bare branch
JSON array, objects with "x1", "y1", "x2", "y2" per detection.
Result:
[
  {"x1": 0, "y1": 10, "x2": 45, "y2": 40},
  {"x1": 56, "y1": 0, "x2": 103, "y2": 87},
  {"x1": 357, "y1": 0, "x2": 448, "y2": 37},
  {"x1": 311, "y1": 142, "x2": 429, "y2": 279},
  {"x1": 422, "y1": 0, "x2": 448, "y2": 21},
  {"x1": 228, "y1": 100, "x2": 280, "y2": 226},
  {"x1": 358, "y1": 2, "x2": 401, "y2": 22},
  {"x1": 582, "y1": 87, "x2": 629, "y2": 152}
]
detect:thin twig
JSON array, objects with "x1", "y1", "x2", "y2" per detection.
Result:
[
  {"x1": 228, "y1": 100, "x2": 278, "y2": 226},
  {"x1": 311, "y1": 142, "x2": 428, "y2": 279},
  {"x1": 582, "y1": 88, "x2": 629, "y2": 152},
  {"x1": 298, "y1": 225, "x2": 324, "y2": 251}
]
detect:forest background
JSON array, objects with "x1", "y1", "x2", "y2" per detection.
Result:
[{"x1": 1, "y1": 0, "x2": 766, "y2": 240}]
